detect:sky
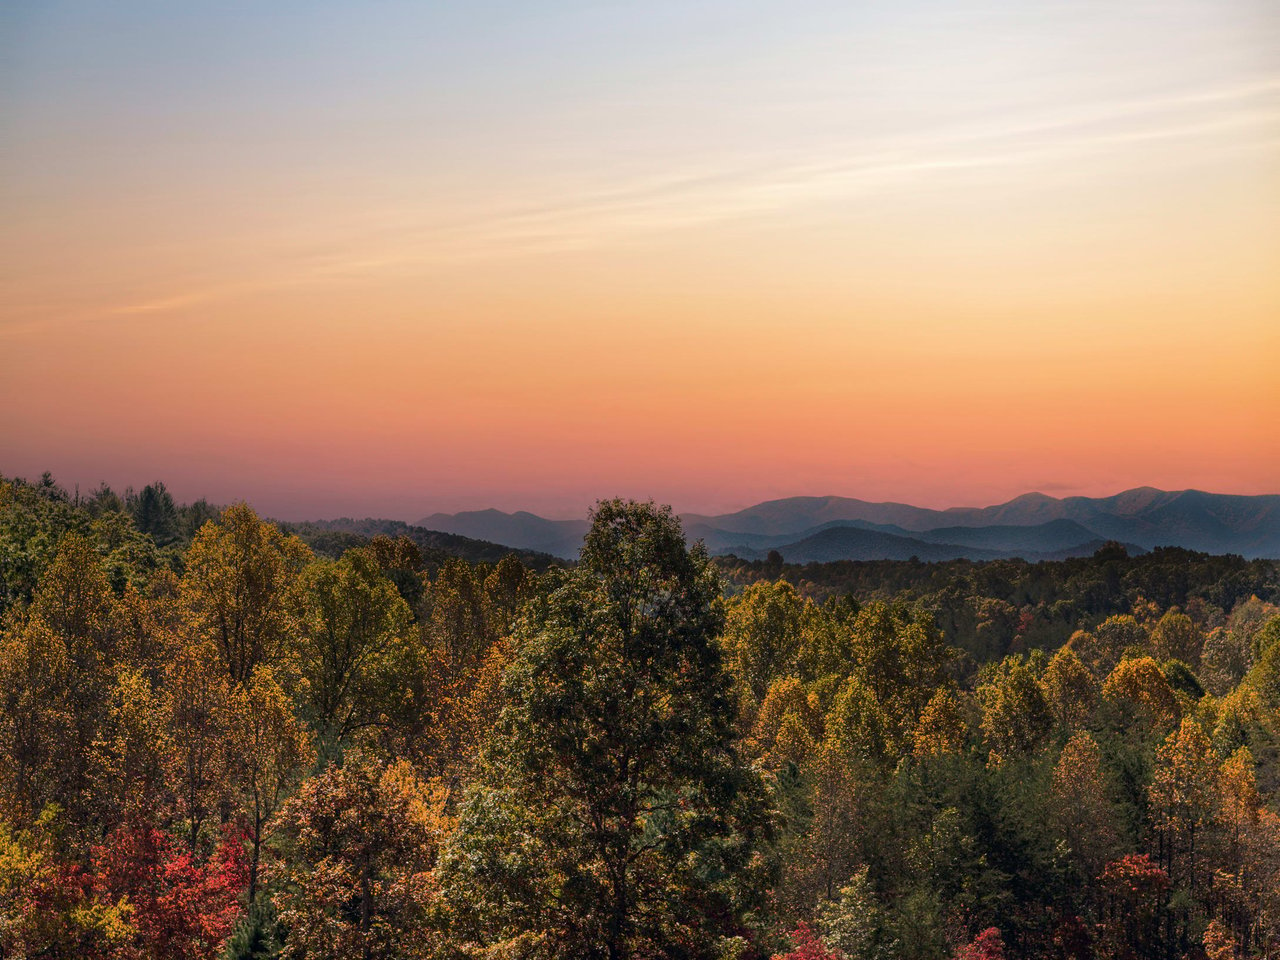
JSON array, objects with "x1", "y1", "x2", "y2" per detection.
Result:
[{"x1": 2, "y1": 0, "x2": 1277, "y2": 520}]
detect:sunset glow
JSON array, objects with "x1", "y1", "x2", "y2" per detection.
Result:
[{"x1": 3, "y1": 0, "x2": 1277, "y2": 518}]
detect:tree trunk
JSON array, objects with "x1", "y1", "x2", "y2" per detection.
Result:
[
  {"x1": 249, "y1": 809, "x2": 262, "y2": 902},
  {"x1": 361, "y1": 860, "x2": 373, "y2": 960}
]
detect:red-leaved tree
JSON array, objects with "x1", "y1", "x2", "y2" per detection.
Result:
[
  {"x1": 1097, "y1": 854, "x2": 1170, "y2": 959},
  {"x1": 773, "y1": 923, "x2": 843, "y2": 960},
  {"x1": 91, "y1": 823, "x2": 247, "y2": 960},
  {"x1": 954, "y1": 927, "x2": 1006, "y2": 960}
]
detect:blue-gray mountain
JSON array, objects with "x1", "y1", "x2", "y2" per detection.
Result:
[{"x1": 419, "y1": 488, "x2": 1280, "y2": 562}]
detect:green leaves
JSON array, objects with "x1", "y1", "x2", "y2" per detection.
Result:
[
  {"x1": 296, "y1": 550, "x2": 412, "y2": 747},
  {"x1": 441, "y1": 500, "x2": 770, "y2": 959}
]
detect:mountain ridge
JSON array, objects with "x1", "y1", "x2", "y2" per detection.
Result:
[{"x1": 416, "y1": 488, "x2": 1280, "y2": 561}]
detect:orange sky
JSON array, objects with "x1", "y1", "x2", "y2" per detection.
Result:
[{"x1": 2, "y1": 1, "x2": 1277, "y2": 519}]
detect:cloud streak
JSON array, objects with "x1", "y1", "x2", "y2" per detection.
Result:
[
  {"x1": 296, "y1": 75, "x2": 1280, "y2": 274},
  {"x1": 27, "y1": 74, "x2": 1276, "y2": 324}
]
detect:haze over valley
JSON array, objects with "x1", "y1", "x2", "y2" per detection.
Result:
[{"x1": 419, "y1": 487, "x2": 1280, "y2": 561}]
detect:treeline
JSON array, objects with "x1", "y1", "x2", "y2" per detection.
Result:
[
  {"x1": 0, "y1": 472, "x2": 555, "y2": 603},
  {"x1": 716, "y1": 549, "x2": 1280, "y2": 667},
  {"x1": 2, "y1": 474, "x2": 1280, "y2": 959},
  {"x1": 281, "y1": 517, "x2": 559, "y2": 571}
]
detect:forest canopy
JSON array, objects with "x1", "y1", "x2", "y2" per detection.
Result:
[{"x1": 1, "y1": 473, "x2": 1279, "y2": 959}]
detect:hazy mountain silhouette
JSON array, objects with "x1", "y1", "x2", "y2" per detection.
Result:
[
  {"x1": 714, "y1": 527, "x2": 1143, "y2": 564},
  {"x1": 418, "y1": 509, "x2": 589, "y2": 559},
  {"x1": 418, "y1": 488, "x2": 1280, "y2": 561}
]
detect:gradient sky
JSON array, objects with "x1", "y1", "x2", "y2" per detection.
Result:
[{"x1": 2, "y1": 0, "x2": 1278, "y2": 520}]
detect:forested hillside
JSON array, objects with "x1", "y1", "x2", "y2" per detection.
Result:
[{"x1": 3, "y1": 474, "x2": 1280, "y2": 959}]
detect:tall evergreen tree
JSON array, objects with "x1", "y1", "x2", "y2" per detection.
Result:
[
  {"x1": 132, "y1": 482, "x2": 180, "y2": 547},
  {"x1": 440, "y1": 500, "x2": 772, "y2": 959}
]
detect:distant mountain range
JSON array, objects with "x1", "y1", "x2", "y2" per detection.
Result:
[{"x1": 418, "y1": 488, "x2": 1280, "y2": 562}]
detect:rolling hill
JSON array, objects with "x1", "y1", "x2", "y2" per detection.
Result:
[
  {"x1": 289, "y1": 518, "x2": 560, "y2": 570},
  {"x1": 417, "y1": 509, "x2": 589, "y2": 560}
]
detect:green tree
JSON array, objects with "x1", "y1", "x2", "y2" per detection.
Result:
[
  {"x1": 827, "y1": 676, "x2": 895, "y2": 767},
  {"x1": 845, "y1": 601, "x2": 955, "y2": 754},
  {"x1": 0, "y1": 534, "x2": 117, "y2": 828},
  {"x1": 976, "y1": 655, "x2": 1052, "y2": 763},
  {"x1": 363, "y1": 535, "x2": 426, "y2": 611},
  {"x1": 1246, "y1": 619, "x2": 1280, "y2": 710},
  {"x1": 426, "y1": 557, "x2": 491, "y2": 669},
  {"x1": 1149, "y1": 609, "x2": 1202, "y2": 666},
  {"x1": 1200, "y1": 627, "x2": 1252, "y2": 696},
  {"x1": 1095, "y1": 615, "x2": 1147, "y2": 669},
  {"x1": 816, "y1": 866, "x2": 897, "y2": 959},
  {"x1": 483, "y1": 553, "x2": 533, "y2": 638},
  {"x1": 721, "y1": 579, "x2": 806, "y2": 704},
  {"x1": 296, "y1": 551, "x2": 412, "y2": 748},
  {"x1": 131, "y1": 481, "x2": 180, "y2": 547},
  {"x1": 180, "y1": 504, "x2": 310, "y2": 684},
  {"x1": 440, "y1": 500, "x2": 771, "y2": 959},
  {"x1": 232, "y1": 665, "x2": 314, "y2": 901}
]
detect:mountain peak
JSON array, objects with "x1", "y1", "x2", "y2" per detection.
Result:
[
  {"x1": 1005, "y1": 492, "x2": 1058, "y2": 505},
  {"x1": 417, "y1": 488, "x2": 1280, "y2": 560}
]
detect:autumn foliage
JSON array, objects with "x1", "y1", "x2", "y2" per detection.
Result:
[
  {"x1": 91, "y1": 823, "x2": 248, "y2": 960},
  {"x1": 3, "y1": 473, "x2": 1280, "y2": 959}
]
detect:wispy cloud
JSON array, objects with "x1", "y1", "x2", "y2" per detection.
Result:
[
  {"x1": 37, "y1": 74, "x2": 1278, "y2": 323},
  {"x1": 305, "y1": 76, "x2": 1280, "y2": 272},
  {"x1": 107, "y1": 292, "x2": 218, "y2": 315}
]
